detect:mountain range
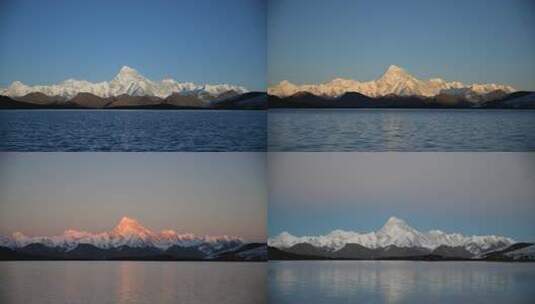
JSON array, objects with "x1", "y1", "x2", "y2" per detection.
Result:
[
  {"x1": 268, "y1": 65, "x2": 534, "y2": 108},
  {"x1": 2, "y1": 65, "x2": 531, "y2": 109},
  {"x1": 270, "y1": 65, "x2": 515, "y2": 99},
  {"x1": 0, "y1": 66, "x2": 265, "y2": 109},
  {"x1": 0, "y1": 217, "x2": 266, "y2": 261},
  {"x1": 268, "y1": 217, "x2": 534, "y2": 261},
  {"x1": 2, "y1": 66, "x2": 248, "y2": 99}
]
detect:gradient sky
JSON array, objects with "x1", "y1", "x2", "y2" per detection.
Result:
[
  {"x1": 0, "y1": 153, "x2": 266, "y2": 242},
  {"x1": 0, "y1": 0, "x2": 266, "y2": 90},
  {"x1": 268, "y1": 0, "x2": 535, "y2": 90},
  {"x1": 268, "y1": 153, "x2": 535, "y2": 241}
]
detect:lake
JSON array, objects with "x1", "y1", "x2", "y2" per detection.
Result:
[
  {"x1": 268, "y1": 261, "x2": 535, "y2": 304},
  {"x1": 0, "y1": 261, "x2": 265, "y2": 304},
  {"x1": 268, "y1": 109, "x2": 535, "y2": 151},
  {"x1": 0, "y1": 110, "x2": 266, "y2": 151}
]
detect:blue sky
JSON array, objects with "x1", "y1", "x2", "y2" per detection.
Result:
[
  {"x1": 268, "y1": 0, "x2": 535, "y2": 90},
  {"x1": 0, "y1": 0, "x2": 266, "y2": 90},
  {"x1": 0, "y1": 153, "x2": 266, "y2": 242},
  {"x1": 268, "y1": 153, "x2": 535, "y2": 241}
]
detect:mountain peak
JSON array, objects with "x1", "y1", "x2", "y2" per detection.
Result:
[
  {"x1": 118, "y1": 216, "x2": 138, "y2": 225},
  {"x1": 385, "y1": 65, "x2": 405, "y2": 73},
  {"x1": 114, "y1": 66, "x2": 145, "y2": 82},
  {"x1": 381, "y1": 65, "x2": 412, "y2": 79},
  {"x1": 6, "y1": 81, "x2": 29, "y2": 93},
  {"x1": 159, "y1": 229, "x2": 178, "y2": 238},
  {"x1": 379, "y1": 216, "x2": 414, "y2": 234},
  {"x1": 112, "y1": 216, "x2": 153, "y2": 237},
  {"x1": 118, "y1": 65, "x2": 138, "y2": 74},
  {"x1": 9, "y1": 80, "x2": 26, "y2": 87},
  {"x1": 385, "y1": 216, "x2": 406, "y2": 225}
]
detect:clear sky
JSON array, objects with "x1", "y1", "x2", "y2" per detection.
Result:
[
  {"x1": 0, "y1": 153, "x2": 266, "y2": 242},
  {"x1": 268, "y1": 153, "x2": 535, "y2": 241},
  {"x1": 0, "y1": 0, "x2": 266, "y2": 90},
  {"x1": 268, "y1": 0, "x2": 535, "y2": 90}
]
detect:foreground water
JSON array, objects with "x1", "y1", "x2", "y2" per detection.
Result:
[
  {"x1": 268, "y1": 109, "x2": 535, "y2": 151},
  {"x1": 0, "y1": 110, "x2": 266, "y2": 151},
  {"x1": 269, "y1": 261, "x2": 535, "y2": 304},
  {"x1": 0, "y1": 261, "x2": 265, "y2": 304}
]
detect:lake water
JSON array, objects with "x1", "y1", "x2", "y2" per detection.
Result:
[
  {"x1": 0, "y1": 110, "x2": 266, "y2": 151},
  {"x1": 268, "y1": 109, "x2": 535, "y2": 151},
  {"x1": 0, "y1": 261, "x2": 265, "y2": 304},
  {"x1": 269, "y1": 261, "x2": 535, "y2": 304}
]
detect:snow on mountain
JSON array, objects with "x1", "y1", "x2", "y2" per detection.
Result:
[
  {"x1": 2, "y1": 216, "x2": 242, "y2": 251},
  {"x1": 268, "y1": 65, "x2": 515, "y2": 101},
  {"x1": 268, "y1": 216, "x2": 514, "y2": 255},
  {"x1": 1, "y1": 66, "x2": 247, "y2": 100},
  {"x1": 0, "y1": 235, "x2": 15, "y2": 248}
]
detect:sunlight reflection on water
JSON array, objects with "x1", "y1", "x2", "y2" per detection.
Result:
[{"x1": 0, "y1": 261, "x2": 266, "y2": 304}]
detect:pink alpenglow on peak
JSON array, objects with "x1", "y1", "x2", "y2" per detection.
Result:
[{"x1": 1, "y1": 216, "x2": 243, "y2": 251}]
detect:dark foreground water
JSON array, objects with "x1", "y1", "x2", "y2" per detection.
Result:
[
  {"x1": 269, "y1": 261, "x2": 535, "y2": 304},
  {"x1": 0, "y1": 110, "x2": 266, "y2": 151},
  {"x1": 0, "y1": 261, "x2": 265, "y2": 304},
  {"x1": 268, "y1": 109, "x2": 535, "y2": 151}
]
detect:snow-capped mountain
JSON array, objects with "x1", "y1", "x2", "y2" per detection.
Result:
[
  {"x1": 1, "y1": 216, "x2": 242, "y2": 254},
  {"x1": 268, "y1": 217, "x2": 514, "y2": 256},
  {"x1": 269, "y1": 65, "x2": 515, "y2": 102},
  {"x1": 1, "y1": 66, "x2": 247, "y2": 100}
]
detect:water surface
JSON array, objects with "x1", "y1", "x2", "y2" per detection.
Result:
[
  {"x1": 0, "y1": 261, "x2": 265, "y2": 304},
  {"x1": 268, "y1": 261, "x2": 535, "y2": 304},
  {"x1": 268, "y1": 109, "x2": 535, "y2": 151},
  {"x1": 269, "y1": 261, "x2": 535, "y2": 304},
  {"x1": 0, "y1": 110, "x2": 266, "y2": 151}
]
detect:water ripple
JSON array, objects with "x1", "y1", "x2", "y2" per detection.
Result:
[
  {"x1": 268, "y1": 109, "x2": 535, "y2": 151},
  {"x1": 0, "y1": 110, "x2": 266, "y2": 151}
]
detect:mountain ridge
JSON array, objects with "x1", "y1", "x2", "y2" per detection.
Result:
[
  {"x1": 269, "y1": 65, "x2": 516, "y2": 102},
  {"x1": 1, "y1": 66, "x2": 248, "y2": 100},
  {"x1": 268, "y1": 90, "x2": 534, "y2": 108},
  {"x1": 268, "y1": 217, "x2": 515, "y2": 256},
  {"x1": 1, "y1": 216, "x2": 243, "y2": 253},
  {"x1": 0, "y1": 91, "x2": 266, "y2": 109},
  {"x1": 0, "y1": 217, "x2": 266, "y2": 261}
]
